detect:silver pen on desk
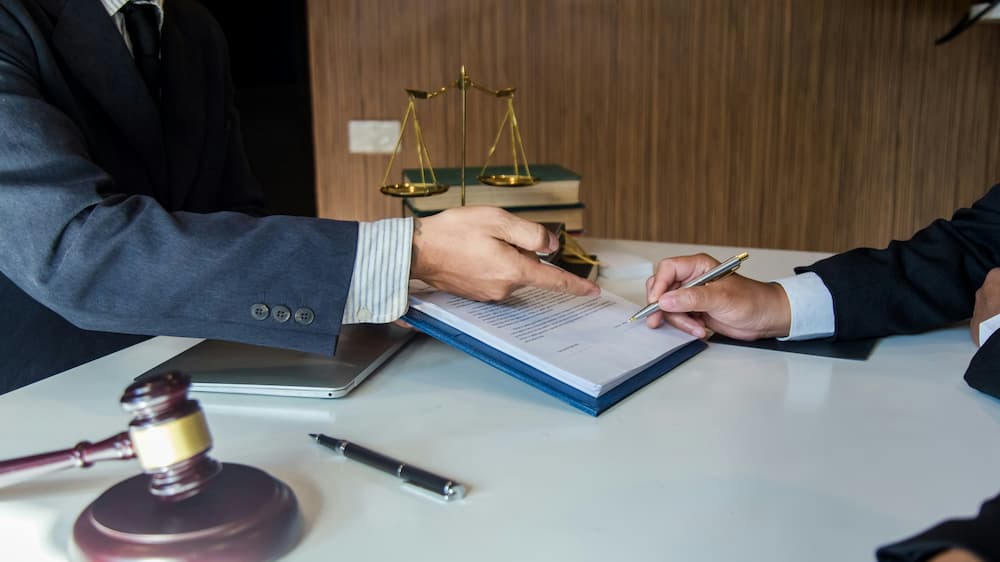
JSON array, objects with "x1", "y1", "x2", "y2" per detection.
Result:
[
  {"x1": 309, "y1": 433, "x2": 466, "y2": 501},
  {"x1": 628, "y1": 252, "x2": 750, "y2": 323}
]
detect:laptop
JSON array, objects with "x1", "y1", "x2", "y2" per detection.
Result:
[{"x1": 135, "y1": 324, "x2": 416, "y2": 398}]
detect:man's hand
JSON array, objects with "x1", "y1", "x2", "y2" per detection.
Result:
[
  {"x1": 644, "y1": 254, "x2": 791, "y2": 340},
  {"x1": 409, "y1": 206, "x2": 600, "y2": 301},
  {"x1": 929, "y1": 549, "x2": 984, "y2": 562},
  {"x1": 971, "y1": 268, "x2": 1000, "y2": 345}
]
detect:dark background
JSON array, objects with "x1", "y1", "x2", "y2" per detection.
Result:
[{"x1": 200, "y1": 0, "x2": 317, "y2": 217}]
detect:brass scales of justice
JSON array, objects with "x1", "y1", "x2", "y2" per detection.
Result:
[{"x1": 378, "y1": 66, "x2": 539, "y2": 206}]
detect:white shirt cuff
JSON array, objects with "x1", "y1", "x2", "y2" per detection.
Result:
[
  {"x1": 342, "y1": 218, "x2": 413, "y2": 324},
  {"x1": 979, "y1": 313, "x2": 1000, "y2": 347},
  {"x1": 774, "y1": 272, "x2": 835, "y2": 341}
]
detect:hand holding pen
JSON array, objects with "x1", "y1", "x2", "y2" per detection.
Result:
[
  {"x1": 629, "y1": 252, "x2": 749, "y2": 323},
  {"x1": 635, "y1": 252, "x2": 794, "y2": 341}
]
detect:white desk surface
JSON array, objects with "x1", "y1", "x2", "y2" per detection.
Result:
[{"x1": 2, "y1": 239, "x2": 999, "y2": 562}]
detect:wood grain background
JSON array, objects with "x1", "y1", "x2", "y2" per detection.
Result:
[{"x1": 307, "y1": 0, "x2": 1000, "y2": 252}]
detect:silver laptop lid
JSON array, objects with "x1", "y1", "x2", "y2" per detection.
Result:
[{"x1": 136, "y1": 324, "x2": 416, "y2": 398}]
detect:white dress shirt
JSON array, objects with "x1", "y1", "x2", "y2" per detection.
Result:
[{"x1": 102, "y1": 0, "x2": 164, "y2": 52}]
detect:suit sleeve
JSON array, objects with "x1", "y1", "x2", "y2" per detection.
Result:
[
  {"x1": 875, "y1": 492, "x2": 1000, "y2": 562},
  {"x1": 796, "y1": 186, "x2": 1000, "y2": 340},
  {"x1": 963, "y1": 333, "x2": 1000, "y2": 399},
  {"x1": 0, "y1": 5, "x2": 357, "y2": 356}
]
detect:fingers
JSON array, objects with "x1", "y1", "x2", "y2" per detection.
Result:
[
  {"x1": 476, "y1": 208, "x2": 596, "y2": 295},
  {"x1": 493, "y1": 210, "x2": 558, "y2": 254},
  {"x1": 643, "y1": 278, "x2": 713, "y2": 337},
  {"x1": 641, "y1": 255, "x2": 722, "y2": 338},
  {"x1": 411, "y1": 207, "x2": 600, "y2": 301},
  {"x1": 645, "y1": 309, "x2": 707, "y2": 338},
  {"x1": 656, "y1": 284, "x2": 717, "y2": 314},
  {"x1": 393, "y1": 318, "x2": 417, "y2": 331},
  {"x1": 525, "y1": 259, "x2": 601, "y2": 296},
  {"x1": 970, "y1": 268, "x2": 1000, "y2": 346},
  {"x1": 672, "y1": 314, "x2": 705, "y2": 338},
  {"x1": 647, "y1": 254, "x2": 720, "y2": 304},
  {"x1": 414, "y1": 207, "x2": 598, "y2": 300}
]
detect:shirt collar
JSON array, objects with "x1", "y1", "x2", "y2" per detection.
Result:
[{"x1": 101, "y1": 0, "x2": 164, "y2": 17}]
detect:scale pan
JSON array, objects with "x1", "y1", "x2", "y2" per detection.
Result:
[
  {"x1": 380, "y1": 183, "x2": 449, "y2": 197},
  {"x1": 477, "y1": 174, "x2": 538, "y2": 187}
]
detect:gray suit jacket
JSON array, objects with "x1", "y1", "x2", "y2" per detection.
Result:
[{"x1": 0, "y1": 0, "x2": 359, "y2": 392}]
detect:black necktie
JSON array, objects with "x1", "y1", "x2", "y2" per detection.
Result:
[{"x1": 120, "y1": 1, "x2": 161, "y2": 101}]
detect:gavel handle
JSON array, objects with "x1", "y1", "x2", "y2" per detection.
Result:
[{"x1": 0, "y1": 432, "x2": 135, "y2": 489}]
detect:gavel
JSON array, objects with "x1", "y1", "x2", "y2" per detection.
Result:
[{"x1": 0, "y1": 371, "x2": 302, "y2": 561}]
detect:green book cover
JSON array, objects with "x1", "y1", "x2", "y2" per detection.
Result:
[
  {"x1": 401, "y1": 163, "x2": 582, "y2": 212},
  {"x1": 402, "y1": 200, "x2": 585, "y2": 217},
  {"x1": 401, "y1": 163, "x2": 580, "y2": 186},
  {"x1": 403, "y1": 200, "x2": 586, "y2": 231}
]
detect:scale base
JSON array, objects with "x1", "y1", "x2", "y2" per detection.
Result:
[{"x1": 71, "y1": 463, "x2": 301, "y2": 562}]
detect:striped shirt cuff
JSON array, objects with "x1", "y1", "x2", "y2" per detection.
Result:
[
  {"x1": 342, "y1": 218, "x2": 413, "y2": 324},
  {"x1": 775, "y1": 272, "x2": 835, "y2": 341}
]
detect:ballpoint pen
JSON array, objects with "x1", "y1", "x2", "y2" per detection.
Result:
[
  {"x1": 628, "y1": 252, "x2": 750, "y2": 323},
  {"x1": 308, "y1": 433, "x2": 466, "y2": 501}
]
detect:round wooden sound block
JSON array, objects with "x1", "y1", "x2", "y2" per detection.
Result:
[{"x1": 71, "y1": 463, "x2": 302, "y2": 562}]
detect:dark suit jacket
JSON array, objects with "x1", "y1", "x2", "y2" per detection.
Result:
[
  {"x1": 795, "y1": 189, "x2": 1000, "y2": 558},
  {"x1": 0, "y1": 0, "x2": 359, "y2": 393},
  {"x1": 797, "y1": 185, "x2": 1000, "y2": 340},
  {"x1": 876, "y1": 492, "x2": 1000, "y2": 562},
  {"x1": 796, "y1": 185, "x2": 1000, "y2": 398}
]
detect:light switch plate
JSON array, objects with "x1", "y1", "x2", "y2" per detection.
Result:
[{"x1": 348, "y1": 120, "x2": 400, "y2": 154}]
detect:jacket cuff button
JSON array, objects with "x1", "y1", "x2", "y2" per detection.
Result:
[
  {"x1": 272, "y1": 305, "x2": 291, "y2": 323},
  {"x1": 294, "y1": 307, "x2": 315, "y2": 325},
  {"x1": 251, "y1": 303, "x2": 270, "y2": 320}
]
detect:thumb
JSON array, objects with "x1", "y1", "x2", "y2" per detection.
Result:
[{"x1": 498, "y1": 215, "x2": 558, "y2": 253}]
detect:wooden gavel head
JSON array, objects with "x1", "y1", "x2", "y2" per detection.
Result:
[
  {"x1": 0, "y1": 370, "x2": 302, "y2": 560},
  {"x1": 120, "y1": 371, "x2": 221, "y2": 501},
  {"x1": 74, "y1": 371, "x2": 302, "y2": 561}
]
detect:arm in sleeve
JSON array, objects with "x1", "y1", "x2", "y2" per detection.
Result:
[
  {"x1": 342, "y1": 218, "x2": 413, "y2": 324},
  {"x1": 797, "y1": 186, "x2": 1000, "y2": 340},
  {"x1": 964, "y1": 329, "x2": 1000, "y2": 399},
  {"x1": 876, "y1": 492, "x2": 1000, "y2": 562},
  {"x1": 0, "y1": 10, "x2": 357, "y2": 356}
]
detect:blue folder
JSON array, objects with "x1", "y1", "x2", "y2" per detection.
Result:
[{"x1": 403, "y1": 308, "x2": 708, "y2": 416}]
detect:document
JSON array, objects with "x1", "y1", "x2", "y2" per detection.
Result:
[{"x1": 408, "y1": 285, "x2": 700, "y2": 398}]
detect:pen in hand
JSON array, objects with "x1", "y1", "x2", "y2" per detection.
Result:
[
  {"x1": 628, "y1": 252, "x2": 750, "y2": 323},
  {"x1": 309, "y1": 433, "x2": 466, "y2": 502}
]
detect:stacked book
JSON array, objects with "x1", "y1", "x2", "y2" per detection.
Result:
[{"x1": 400, "y1": 164, "x2": 584, "y2": 232}]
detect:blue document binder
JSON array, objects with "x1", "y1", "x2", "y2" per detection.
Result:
[{"x1": 403, "y1": 308, "x2": 708, "y2": 416}]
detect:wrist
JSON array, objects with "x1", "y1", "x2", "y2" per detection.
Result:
[
  {"x1": 774, "y1": 272, "x2": 835, "y2": 340},
  {"x1": 409, "y1": 217, "x2": 427, "y2": 280},
  {"x1": 764, "y1": 281, "x2": 792, "y2": 339}
]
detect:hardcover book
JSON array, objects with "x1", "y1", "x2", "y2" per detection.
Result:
[
  {"x1": 401, "y1": 164, "x2": 581, "y2": 212},
  {"x1": 403, "y1": 200, "x2": 585, "y2": 232},
  {"x1": 404, "y1": 285, "x2": 706, "y2": 416}
]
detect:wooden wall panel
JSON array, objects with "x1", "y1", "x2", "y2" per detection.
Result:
[{"x1": 307, "y1": 0, "x2": 1000, "y2": 252}]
